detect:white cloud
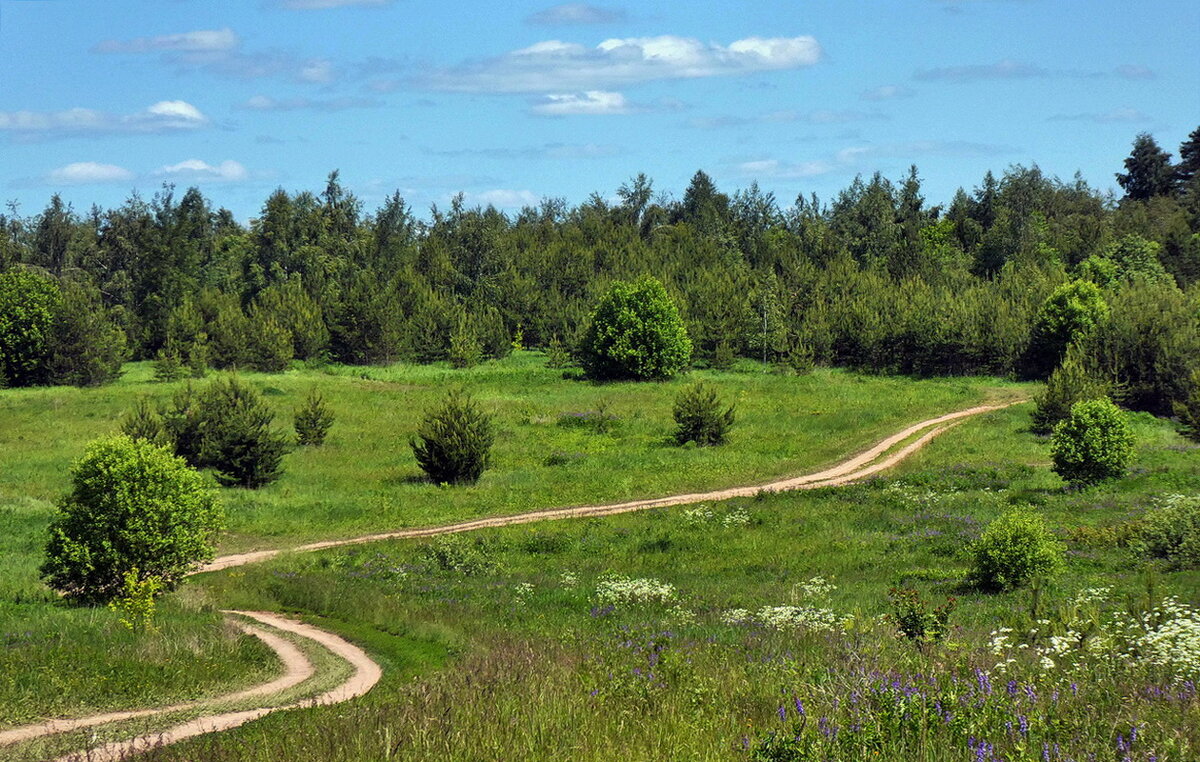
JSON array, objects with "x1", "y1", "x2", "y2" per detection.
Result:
[
  {"x1": 465, "y1": 189, "x2": 540, "y2": 208},
  {"x1": 734, "y1": 158, "x2": 836, "y2": 179},
  {"x1": 914, "y1": 59, "x2": 1048, "y2": 82},
  {"x1": 240, "y1": 94, "x2": 379, "y2": 111},
  {"x1": 735, "y1": 140, "x2": 1014, "y2": 180},
  {"x1": 1048, "y1": 107, "x2": 1150, "y2": 124},
  {"x1": 526, "y1": 3, "x2": 626, "y2": 25},
  {"x1": 0, "y1": 101, "x2": 209, "y2": 139},
  {"x1": 423, "y1": 34, "x2": 822, "y2": 92},
  {"x1": 530, "y1": 90, "x2": 632, "y2": 115},
  {"x1": 688, "y1": 109, "x2": 886, "y2": 129},
  {"x1": 93, "y1": 28, "x2": 239, "y2": 54},
  {"x1": 47, "y1": 162, "x2": 135, "y2": 185},
  {"x1": 155, "y1": 159, "x2": 249, "y2": 183},
  {"x1": 860, "y1": 84, "x2": 915, "y2": 101},
  {"x1": 278, "y1": 0, "x2": 390, "y2": 7}
]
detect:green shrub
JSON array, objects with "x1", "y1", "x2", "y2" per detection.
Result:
[
  {"x1": 120, "y1": 397, "x2": 168, "y2": 447},
  {"x1": 578, "y1": 276, "x2": 692, "y2": 381},
  {"x1": 448, "y1": 316, "x2": 483, "y2": 369},
  {"x1": 421, "y1": 535, "x2": 496, "y2": 575},
  {"x1": 40, "y1": 436, "x2": 223, "y2": 603},
  {"x1": 672, "y1": 381, "x2": 735, "y2": 446},
  {"x1": 1050, "y1": 397, "x2": 1135, "y2": 487},
  {"x1": 198, "y1": 377, "x2": 290, "y2": 488},
  {"x1": 294, "y1": 389, "x2": 335, "y2": 446},
  {"x1": 1030, "y1": 344, "x2": 1110, "y2": 435},
  {"x1": 247, "y1": 316, "x2": 295, "y2": 373},
  {"x1": 545, "y1": 333, "x2": 571, "y2": 369},
  {"x1": 159, "y1": 383, "x2": 207, "y2": 466},
  {"x1": 1174, "y1": 368, "x2": 1200, "y2": 442},
  {"x1": 153, "y1": 346, "x2": 186, "y2": 382},
  {"x1": 107, "y1": 568, "x2": 165, "y2": 632},
  {"x1": 1132, "y1": 495, "x2": 1200, "y2": 569},
  {"x1": 967, "y1": 507, "x2": 1065, "y2": 592},
  {"x1": 886, "y1": 587, "x2": 957, "y2": 647},
  {"x1": 1026, "y1": 279, "x2": 1109, "y2": 378},
  {"x1": 411, "y1": 388, "x2": 495, "y2": 485}
]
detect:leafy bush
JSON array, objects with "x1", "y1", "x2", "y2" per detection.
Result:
[
  {"x1": 1030, "y1": 344, "x2": 1110, "y2": 435},
  {"x1": 1050, "y1": 397, "x2": 1135, "y2": 487},
  {"x1": 886, "y1": 587, "x2": 957, "y2": 647},
  {"x1": 198, "y1": 377, "x2": 290, "y2": 488},
  {"x1": 421, "y1": 535, "x2": 495, "y2": 575},
  {"x1": 578, "y1": 276, "x2": 692, "y2": 381},
  {"x1": 294, "y1": 389, "x2": 335, "y2": 446},
  {"x1": 672, "y1": 381, "x2": 735, "y2": 446},
  {"x1": 967, "y1": 507, "x2": 1065, "y2": 592},
  {"x1": 411, "y1": 388, "x2": 495, "y2": 485},
  {"x1": 1133, "y1": 495, "x2": 1200, "y2": 569},
  {"x1": 107, "y1": 568, "x2": 165, "y2": 632},
  {"x1": 40, "y1": 436, "x2": 223, "y2": 603}
]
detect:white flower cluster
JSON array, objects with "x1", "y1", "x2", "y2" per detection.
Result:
[
  {"x1": 792, "y1": 575, "x2": 836, "y2": 601},
  {"x1": 721, "y1": 608, "x2": 752, "y2": 625},
  {"x1": 683, "y1": 506, "x2": 715, "y2": 526},
  {"x1": 594, "y1": 574, "x2": 676, "y2": 607},
  {"x1": 513, "y1": 582, "x2": 535, "y2": 602},
  {"x1": 722, "y1": 508, "x2": 751, "y2": 528},
  {"x1": 559, "y1": 571, "x2": 579, "y2": 588},
  {"x1": 1120, "y1": 597, "x2": 1200, "y2": 680},
  {"x1": 756, "y1": 605, "x2": 840, "y2": 632}
]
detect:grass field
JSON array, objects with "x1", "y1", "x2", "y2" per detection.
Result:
[{"x1": 4, "y1": 354, "x2": 1198, "y2": 760}]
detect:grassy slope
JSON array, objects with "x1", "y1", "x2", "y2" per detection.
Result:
[
  {"x1": 0, "y1": 354, "x2": 1021, "y2": 728},
  {"x1": 135, "y1": 404, "x2": 1200, "y2": 761}
]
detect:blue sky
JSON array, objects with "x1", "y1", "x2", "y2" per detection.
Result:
[{"x1": 1, "y1": 0, "x2": 1197, "y2": 220}]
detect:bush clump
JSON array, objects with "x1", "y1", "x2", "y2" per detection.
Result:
[
  {"x1": 577, "y1": 276, "x2": 692, "y2": 381},
  {"x1": 1174, "y1": 368, "x2": 1200, "y2": 442},
  {"x1": 294, "y1": 389, "x2": 335, "y2": 446},
  {"x1": 1050, "y1": 397, "x2": 1135, "y2": 487},
  {"x1": 411, "y1": 388, "x2": 495, "y2": 485},
  {"x1": 672, "y1": 381, "x2": 735, "y2": 446},
  {"x1": 967, "y1": 507, "x2": 1065, "y2": 592},
  {"x1": 40, "y1": 436, "x2": 223, "y2": 603},
  {"x1": 1133, "y1": 495, "x2": 1200, "y2": 569}
]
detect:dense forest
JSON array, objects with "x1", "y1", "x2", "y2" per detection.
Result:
[{"x1": 1, "y1": 128, "x2": 1198, "y2": 416}]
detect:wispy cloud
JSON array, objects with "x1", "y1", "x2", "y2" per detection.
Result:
[
  {"x1": 526, "y1": 3, "x2": 626, "y2": 25},
  {"x1": 1048, "y1": 107, "x2": 1150, "y2": 124},
  {"x1": 153, "y1": 159, "x2": 250, "y2": 183},
  {"x1": 0, "y1": 101, "x2": 209, "y2": 140},
  {"x1": 914, "y1": 59, "x2": 1047, "y2": 83},
  {"x1": 688, "y1": 109, "x2": 887, "y2": 130},
  {"x1": 428, "y1": 142, "x2": 624, "y2": 160},
  {"x1": 276, "y1": 0, "x2": 392, "y2": 8},
  {"x1": 860, "y1": 84, "x2": 915, "y2": 101},
  {"x1": 47, "y1": 162, "x2": 135, "y2": 185},
  {"x1": 421, "y1": 34, "x2": 822, "y2": 93},
  {"x1": 734, "y1": 140, "x2": 1015, "y2": 180},
  {"x1": 463, "y1": 189, "x2": 540, "y2": 208},
  {"x1": 239, "y1": 94, "x2": 380, "y2": 111},
  {"x1": 93, "y1": 28, "x2": 238, "y2": 54},
  {"x1": 94, "y1": 28, "x2": 337, "y2": 84}
]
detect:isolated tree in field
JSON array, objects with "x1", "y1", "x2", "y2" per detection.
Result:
[
  {"x1": 411, "y1": 388, "x2": 494, "y2": 485},
  {"x1": 40, "y1": 436, "x2": 223, "y2": 603},
  {"x1": 578, "y1": 276, "x2": 692, "y2": 381},
  {"x1": 198, "y1": 377, "x2": 290, "y2": 488},
  {"x1": 673, "y1": 381, "x2": 736, "y2": 446},
  {"x1": 1116, "y1": 133, "x2": 1176, "y2": 201},
  {"x1": 294, "y1": 389, "x2": 335, "y2": 446},
  {"x1": 0, "y1": 268, "x2": 60, "y2": 387},
  {"x1": 1051, "y1": 397, "x2": 1135, "y2": 487},
  {"x1": 1026, "y1": 280, "x2": 1109, "y2": 378}
]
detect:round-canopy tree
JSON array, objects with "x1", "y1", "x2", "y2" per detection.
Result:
[
  {"x1": 578, "y1": 276, "x2": 692, "y2": 381},
  {"x1": 1026, "y1": 279, "x2": 1109, "y2": 378},
  {"x1": 1050, "y1": 397, "x2": 1135, "y2": 487},
  {"x1": 41, "y1": 436, "x2": 224, "y2": 603}
]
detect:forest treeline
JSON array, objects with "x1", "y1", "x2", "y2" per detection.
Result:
[{"x1": 1, "y1": 128, "x2": 1197, "y2": 416}]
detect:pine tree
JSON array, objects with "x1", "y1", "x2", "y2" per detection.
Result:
[{"x1": 1116, "y1": 133, "x2": 1176, "y2": 201}]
